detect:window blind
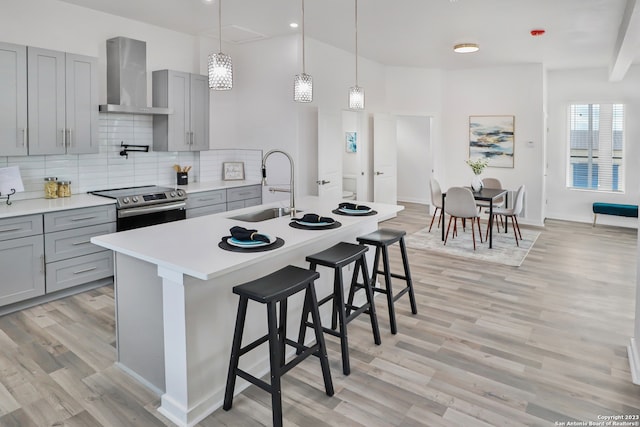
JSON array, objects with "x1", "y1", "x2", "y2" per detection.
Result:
[{"x1": 567, "y1": 103, "x2": 624, "y2": 192}]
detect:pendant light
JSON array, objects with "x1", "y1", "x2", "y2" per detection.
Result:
[
  {"x1": 208, "y1": 0, "x2": 233, "y2": 90},
  {"x1": 294, "y1": 0, "x2": 313, "y2": 102},
  {"x1": 348, "y1": 0, "x2": 364, "y2": 110}
]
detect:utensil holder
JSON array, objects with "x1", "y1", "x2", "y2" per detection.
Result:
[{"x1": 177, "y1": 172, "x2": 188, "y2": 185}]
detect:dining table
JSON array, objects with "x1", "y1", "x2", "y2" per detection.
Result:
[{"x1": 441, "y1": 187, "x2": 509, "y2": 249}]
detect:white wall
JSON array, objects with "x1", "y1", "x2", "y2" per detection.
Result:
[
  {"x1": 440, "y1": 64, "x2": 546, "y2": 226},
  {"x1": 226, "y1": 34, "x2": 387, "y2": 204},
  {"x1": 546, "y1": 66, "x2": 640, "y2": 228},
  {"x1": 397, "y1": 115, "x2": 431, "y2": 205},
  {"x1": 1, "y1": 0, "x2": 204, "y2": 107}
]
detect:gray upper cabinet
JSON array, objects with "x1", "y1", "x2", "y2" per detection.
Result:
[
  {"x1": 0, "y1": 42, "x2": 28, "y2": 156},
  {"x1": 27, "y1": 47, "x2": 98, "y2": 155},
  {"x1": 152, "y1": 70, "x2": 210, "y2": 151}
]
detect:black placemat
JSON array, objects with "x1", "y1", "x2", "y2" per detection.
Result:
[
  {"x1": 332, "y1": 209, "x2": 378, "y2": 217},
  {"x1": 218, "y1": 237, "x2": 285, "y2": 252},
  {"x1": 289, "y1": 221, "x2": 342, "y2": 230}
]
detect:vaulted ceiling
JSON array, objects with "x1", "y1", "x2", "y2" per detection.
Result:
[{"x1": 58, "y1": 0, "x2": 640, "y2": 80}]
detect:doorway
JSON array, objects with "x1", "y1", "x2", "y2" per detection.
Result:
[{"x1": 396, "y1": 115, "x2": 432, "y2": 205}]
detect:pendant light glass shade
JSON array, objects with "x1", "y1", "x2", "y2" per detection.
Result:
[
  {"x1": 349, "y1": 0, "x2": 364, "y2": 110},
  {"x1": 294, "y1": 73, "x2": 313, "y2": 102},
  {"x1": 208, "y1": 0, "x2": 233, "y2": 90},
  {"x1": 348, "y1": 86, "x2": 364, "y2": 110},
  {"x1": 294, "y1": 0, "x2": 312, "y2": 102},
  {"x1": 208, "y1": 52, "x2": 233, "y2": 90}
]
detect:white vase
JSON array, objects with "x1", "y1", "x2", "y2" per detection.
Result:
[{"x1": 471, "y1": 175, "x2": 483, "y2": 192}]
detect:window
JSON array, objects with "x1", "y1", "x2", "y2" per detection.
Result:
[{"x1": 567, "y1": 103, "x2": 624, "y2": 192}]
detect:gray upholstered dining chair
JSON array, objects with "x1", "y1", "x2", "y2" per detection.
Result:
[
  {"x1": 485, "y1": 184, "x2": 525, "y2": 246},
  {"x1": 443, "y1": 187, "x2": 483, "y2": 250},
  {"x1": 476, "y1": 177, "x2": 505, "y2": 212},
  {"x1": 428, "y1": 177, "x2": 444, "y2": 232}
]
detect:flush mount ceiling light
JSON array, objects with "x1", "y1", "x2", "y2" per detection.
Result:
[
  {"x1": 289, "y1": 22, "x2": 299, "y2": 28},
  {"x1": 208, "y1": 0, "x2": 233, "y2": 90},
  {"x1": 293, "y1": 0, "x2": 312, "y2": 102},
  {"x1": 348, "y1": 0, "x2": 364, "y2": 110},
  {"x1": 453, "y1": 43, "x2": 479, "y2": 53}
]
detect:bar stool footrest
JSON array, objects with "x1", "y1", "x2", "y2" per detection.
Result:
[
  {"x1": 237, "y1": 368, "x2": 273, "y2": 394},
  {"x1": 239, "y1": 334, "x2": 270, "y2": 356}
]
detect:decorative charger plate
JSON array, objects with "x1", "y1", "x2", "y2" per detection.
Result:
[
  {"x1": 289, "y1": 221, "x2": 341, "y2": 230},
  {"x1": 332, "y1": 208, "x2": 378, "y2": 217},
  {"x1": 227, "y1": 235, "x2": 276, "y2": 248},
  {"x1": 218, "y1": 236, "x2": 285, "y2": 252}
]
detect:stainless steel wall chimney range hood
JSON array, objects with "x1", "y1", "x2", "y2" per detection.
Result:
[{"x1": 99, "y1": 37, "x2": 171, "y2": 114}]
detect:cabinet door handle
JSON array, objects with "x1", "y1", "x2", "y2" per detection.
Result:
[
  {"x1": 67, "y1": 129, "x2": 72, "y2": 147},
  {"x1": 375, "y1": 171, "x2": 384, "y2": 175},
  {"x1": 186, "y1": 132, "x2": 190, "y2": 146},
  {"x1": 72, "y1": 240, "x2": 91, "y2": 246},
  {"x1": 0, "y1": 227, "x2": 22, "y2": 233},
  {"x1": 73, "y1": 266, "x2": 97, "y2": 275},
  {"x1": 60, "y1": 129, "x2": 66, "y2": 147},
  {"x1": 190, "y1": 132, "x2": 194, "y2": 145},
  {"x1": 197, "y1": 197, "x2": 220, "y2": 202},
  {"x1": 70, "y1": 215, "x2": 97, "y2": 221},
  {"x1": 20, "y1": 128, "x2": 26, "y2": 147}
]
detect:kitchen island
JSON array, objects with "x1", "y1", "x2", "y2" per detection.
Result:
[{"x1": 91, "y1": 196, "x2": 402, "y2": 427}]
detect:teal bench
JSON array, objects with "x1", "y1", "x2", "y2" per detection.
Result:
[{"x1": 592, "y1": 202, "x2": 638, "y2": 226}]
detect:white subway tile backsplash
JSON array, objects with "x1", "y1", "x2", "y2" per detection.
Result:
[{"x1": 0, "y1": 113, "x2": 263, "y2": 200}]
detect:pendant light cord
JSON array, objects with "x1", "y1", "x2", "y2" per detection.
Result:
[
  {"x1": 355, "y1": 0, "x2": 358, "y2": 86},
  {"x1": 302, "y1": 0, "x2": 306, "y2": 74},
  {"x1": 218, "y1": 0, "x2": 222, "y2": 52}
]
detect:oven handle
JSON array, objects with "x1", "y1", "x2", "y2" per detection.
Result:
[{"x1": 118, "y1": 202, "x2": 186, "y2": 218}]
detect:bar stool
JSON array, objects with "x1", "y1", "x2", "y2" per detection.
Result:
[
  {"x1": 298, "y1": 242, "x2": 381, "y2": 376},
  {"x1": 223, "y1": 265, "x2": 334, "y2": 427},
  {"x1": 356, "y1": 229, "x2": 418, "y2": 334}
]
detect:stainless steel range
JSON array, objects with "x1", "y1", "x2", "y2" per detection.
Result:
[{"x1": 90, "y1": 186, "x2": 187, "y2": 231}]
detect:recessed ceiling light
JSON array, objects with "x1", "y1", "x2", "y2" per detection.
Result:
[
  {"x1": 290, "y1": 22, "x2": 299, "y2": 28},
  {"x1": 453, "y1": 43, "x2": 479, "y2": 53}
]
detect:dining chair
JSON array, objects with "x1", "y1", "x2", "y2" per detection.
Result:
[
  {"x1": 485, "y1": 184, "x2": 525, "y2": 246},
  {"x1": 476, "y1": 177, "x2": 505, "y2": 212},
  {"x1": 428, "y1": 177, "x2": 444, "y2": 232},
  {"x1": 444, "y1": 187, "x2": 483, "y2": 250}
]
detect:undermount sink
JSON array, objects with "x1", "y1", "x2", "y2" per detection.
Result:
[{"x1": 228, "y1": 207, "x2": 299, "y2": 222}]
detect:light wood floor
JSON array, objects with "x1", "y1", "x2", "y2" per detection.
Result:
[{"x1": 0, "y1": 203, "x2": 638, "y2": 426}]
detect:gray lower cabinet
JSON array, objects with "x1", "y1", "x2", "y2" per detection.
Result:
[
  {"x1": 227, "y1": 185, "x2": 262, "y2": 211},
  {"x1": 186, "y1": 185, "x2": 263, "y2": 218},
  {"x1": 186, "y1": 189, "x2": 226, "y2": 219},
  {"x1": 0, "y1": 42, "x2": 27, "y2": 156},
  {"x1": 44, "y1": 205, "x2": 116, "y2": 293},
  {"x1": 0, "y1": 215, "x2": 45, "y2": 306}
]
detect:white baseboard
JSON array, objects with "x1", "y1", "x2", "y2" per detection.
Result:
[{"x1": 628, "y1": 338, "x2": 640, "y2": 385}]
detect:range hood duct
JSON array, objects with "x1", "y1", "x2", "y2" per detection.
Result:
[{"x1": 99, "y1": 37, "x2": 171, "y2": 114}]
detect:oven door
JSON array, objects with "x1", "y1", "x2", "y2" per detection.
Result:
[{"x1": 117, "y1": 201, "x2": 186, "y2": 231}]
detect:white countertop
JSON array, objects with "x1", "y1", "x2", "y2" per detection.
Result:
[
  {"x1": 0, "y1": 194, "x2": 116, "y2": 219},
  {"x1": 0, "y1": 181, "x2": 261, "y2": 219},
  {"x1": 91, "y1": 197, "x2": 403, "y2": 281}
]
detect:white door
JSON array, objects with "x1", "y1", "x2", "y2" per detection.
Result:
[
  {"x1": 317, "y1": 109, "x2": 343, "y2": 201},
  {"x1": 373, "y1": 113, "x2": 398, "y2": 204}
]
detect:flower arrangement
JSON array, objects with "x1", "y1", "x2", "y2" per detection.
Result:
[{"x1": 466, "y1": 158, "x2": 489, "y2": 175}]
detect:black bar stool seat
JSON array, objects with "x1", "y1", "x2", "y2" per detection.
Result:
[
  {"x1": 298, "y1": 242, "x2": 381, "y2": 376},
  {"x1": 357, "y1": 228, "x2": 418, "y2": 334},
  {"x1": 223, "y1": 265, "x2": 334, "y2": 427}
]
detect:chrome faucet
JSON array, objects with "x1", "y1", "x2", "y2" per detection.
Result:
[{"x1": 262, "y1": 149, "x2": 296, "y2": 217}]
